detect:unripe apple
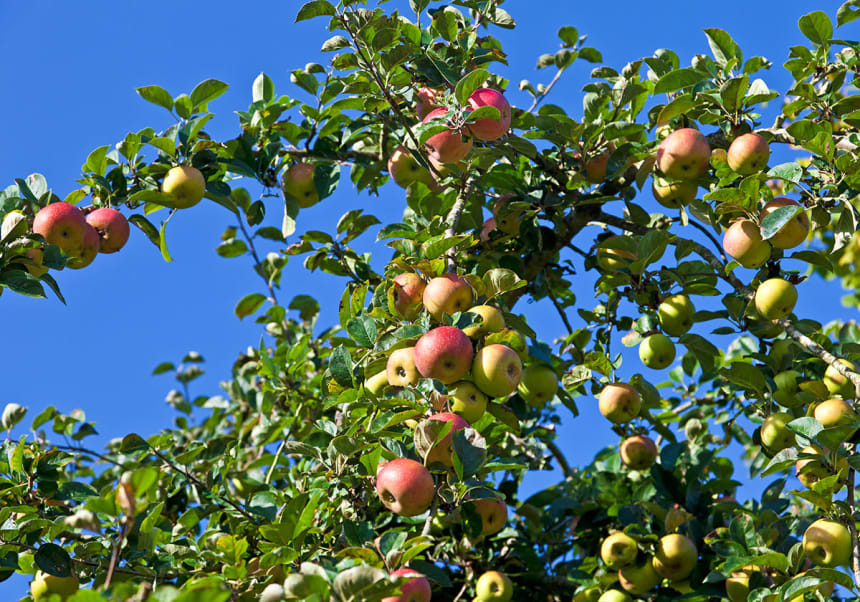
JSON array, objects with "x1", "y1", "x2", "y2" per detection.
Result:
[
  {"x1": 423, "y1": 412, "x2": 469, "y2": 468},
  {"x1": 652, "y1": 177, "x2": 697, "y2": 208},
  {"x1": 466, "y1": 88, "x2": 511, "y2": 141},
  {"x1": 66, "y1": 223, "x2": 100, "y2": 269},
  {"x1": 86, "y1": 207, "x2": 130, "y2": 253},
  {"x1": 656, "y1": 128, "x2": 710, "y2": 180},
  {"x1": 467, "y1": 497, "x2": 508, "y2": 536},
  {"x1": 803, "y1": 518, "x2": 852, "y2": 568},
  {"x1": 21, "y1": 247, "x2": 49, "y2": 277},
  {"x1": 639, "y1": 334, "x2": 676, "y2": 370},
  {"x1": 30, "y1": 570, "x2": 79, "y2": 600},
  {"x1": 823, "y1": 358, "x2": 856, "y2": 398},
  {"x1": 760, "y1": 198, "x2": 809, "y2": 249},
  {"x1": 787, "y1": 572, "x2": 834, "y2": 602},
  {"x1": 600, "y1": 531, "x2": 638, "y2": 570},
  {"x1": 517, "y1": 364, "x2": 559, "y2": 408},
  {"x1": 365, "y1": 370, "x2": 390, "y2": 395},
  {"x1": 423, "y1": 273, "x2": 473, "y2": 321},
  {"x1": 375, "y1": 458, "x2": 435, "y2": 516},
  {"x1": 472, "y1": 344, "x2": 523, "y2": 398},
  {"x1": 387, "y1": 347, "x2": 420, "y2": 387},
  {"x1": 422, "y1": 107, "x2": 473, "y2": 164},
  {"x1": 754, "y1": 278, "x2": 797, "y2": 320},
  {"x1": 282, "y1": 163, "x2": 319, "y2": 208},
  {"x1": 620, "y1": 435, "x2": 658, "y2": 470},
  {"x1": 725, "y1": 572, "x2": 750, "y2": 602},
  {"x1": 463, "y1": 305, "x2": 506, "y2": 338},
  {"x1": 449, "y1": 381, "x2": 488, "y2": 423},
  {"x1": 653, "y1": 533, "x2": 697, "y2": 581},
  {"x1": 722, "y1": 219, "x2": 770, "y2": 269},
  {"x1": 391, "y1": 272, "x2": 426, "y2": 321},
  {"x1": 572, "y1": 585, "x2": 601, "y2": 601},
  {"x1": 597, "y1": 591, "x2": 632, "y2": 602},
  {"x1": 492, "y1": 194, "x2": 523, "y2": 235},
  {"x1": 727, "y1": 132, "x2": 770, "y2": 175},
  {"x1": 414, "y1": 326, "x2": 474, "y2": 384},
  {"x1": 585, "y1": 153, "x2": 610, "y2": 184},
  {"x1": 388, "y1": 145, "x2": 437, "y2": 190},
  {"x1": 415, "y1": 86, "x2": 443, "y2": 120},
  {"x1": 658, "y1": 294, "x2": 695, "y2": 336},
  {"x1": 33, "y1": 202, "x2": 88, "y2": 257},
  {"x1": 795, "y1": 445, "x2": 848, "y2": 489},
  {"x1": 475, "y1": 570, "x2": 513, "y2": 602},
  {"x1": 596, "y1": 236, "x2": 638, "y2": 271},
  {"x1": 598, "y1": 383, "x2": 641, "y2": 424},
  {"x1": 162, "y1": 165, "x2": 206, "y2": 209},
  {"x1": 383, "y1": 568, "x2": 432, "y2": 602},
  {"x1": 618, "y1": 557, "x2": 660, "y2": 595},
  {"x1": 260, "y1": 583, "x2": 286, "y2": 602},
  {"x1": 710, "y1": 147, "x2": 728, "y2": 167},
  {"x1": 760, "y1": 412, "x2": 795, "y2": 454}
]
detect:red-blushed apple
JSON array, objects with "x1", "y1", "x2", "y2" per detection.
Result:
[
  {"x1": 391, "y1": 272, "x2": 426, "y2": 321},
  {"x1": 383, "y1": 568, "x2": 432, "y2": 602},
  {"x1": 517, "y1": 364, "x2": 558, "y2": 408},
  {"x1": 467, "y1": 497, "x2": 508, "y2": 536},
  {"x1": 32, "y1": 202, "x2": 88, "y2": 257},
  {"x1": 618, "y1": 557, "x2": 661, "y2": 595},
  {"x1": 375, "y1": 458, "x2": 435, "y2": 517},
  {"x1": 475, "y1": 571, "x2": 513, "y2": 602},
  {"x1": 652, "y1": 176, "x2": 697, "y2": 208},
  {"x1": 803, "y1": 519, "x2": 852, "y2": 568},
  {"x1": 162, "y1": 165, "x2": 206, "y2": 209},
  {"x1": 282, "y1": 162, "x2": 319, "y2": 208},
  {"x1": 388, "y1": 145, "x2": 437, "y2": 189},
  {"x1": 722, "y1": 219, "x2": 770, "y2": 268},
  {"x1": 657, "y1": 294, "x2": 695, "y2": 336},
  {"x1": 416, "y1": 86, "x2": 443, "y2": 120},
  {"x1": 655, "y1": 128, "x2": 710, "y2": 180},
  {"x1": 423, "y1": 412, "x2": 469, "y2": 468},
  {"x1": 492, "y1": 194, "x2": 523, "y2": 235},
  {"x1": 422, "y1": 273, "x2": 473, "y2": 321},
  {"x1": 480, "y1": 217, "x2": 496, "y2": 242},
  {"x1": 66, "y1": 223, "x2": 100, "y2": 269},
  {"x1": 824, "y1": 358, "x2": 856, "y2": 397},
  {"x1": 598, "y1": 383, "x2": 641, "y2": 424},
  {"x1": 813, "y1": 399, "x2": 857, "y2": 442},
  {"x1": 754, "y1": 278, "x2": 797, "y2": 320},
  {"x1": 86, "y1": 207, "x2": 130, "y2": 253},
  {"x1": 760, "y1": 197, "x2": 809, "y2": 249},
  {"x1": 584, "y1": 153, "x2": 610, "y2": 184},
  {"x1": 471, "y1": 344, "x2": 523, "y2": 398},
  {"x1": 414, "y1": 326, "x2": 474, "y2": 384},
  {"x1": 387, "y1": 347, "x2": 420, "y2": 387},
  {"x1": 449, "y1": 381, "x2": 487, "y2": 423},
  {"x1": 639, "y1": 333, "x2": 676, "y2": 370},
  {"x1": 620, "y1": 435, "x2": 658, "y2": 470},
  {"x1": 467, "y1": 88, "x2": 511, "y2": 141},
  {"x1": 422, "y1": 107, "x2": 473, "y2": 164},
  {"x1": 600, "y1": 531, "x2": 638, "y2": 569},
  {"x1": 653, "y1": 533, "x2": 697, "y2": 581},
  {"x1": 727, "y1": 132, "x2": 770, "y2": 174},
  {"x1": 462, "y1": 304, "x2": 505, "y2": 338}
]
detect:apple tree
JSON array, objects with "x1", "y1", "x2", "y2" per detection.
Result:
[{"x1": 3, "y1": 1, "x2": 860, "y2": 601}]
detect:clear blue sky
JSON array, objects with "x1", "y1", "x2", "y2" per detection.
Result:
[{"x1": 0, "y1": 0, "x2": 854, "y2": 595}]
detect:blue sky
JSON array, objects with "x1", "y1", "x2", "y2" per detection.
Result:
[{"x1": 0, "y1": 0, "x2": 855, "y2": 594}]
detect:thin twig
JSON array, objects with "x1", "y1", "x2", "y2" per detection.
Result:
[
  {"x1": 236, "y1": 213, "x2": 279, "y2": 306},
  {"x1": 527, "y1": 67, "x2": 566, "y2": 113},
  {"x1": 545, "y1": 440, "x2": 572, "y2": 479}
]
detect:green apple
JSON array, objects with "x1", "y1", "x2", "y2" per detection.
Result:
[
  {"x1": 259, "y1": 583, "x2": 286, "y2": 602},
  {"x1": 388, "y1": 145, "x2": 436, "y2": 189},
  {"x1": 468, "y1": 497, "x2": 508, "y2": 536},
  {"x1": 572, "y1": 585, "x2": 601, "y2": 602},
  {"x1": 760, "y1": 412, "x2": 795, "y2": 454},
  {"x1": 386, "y1": 347, "x2": 420, "y2": 387},
  {"x1": 618, "y1": 557, "x2": 661, "y2": 594},
  {"x1": 658, "y1": 294, "x2": 695, "y2": 336},
  {"x1": 517, "y1": 364, "x2": 559, "y2": 408},
  {"x1": 282, "y1": 162, "x2": 319, "y2": 208},
  {"x1": 653, "y1": 534, "x2": 697, "y2": 581},
  {"x1": 795, "y1": 445, "x2": 848, "y2": 489},
  {"x1": 600, "y1": 531, "x2": 638, "y2": 570},
  {"x1": 492, "y1": 194, "x2": 523, "y2": 235},
  {"x1": 722, "y1": 219, "x2": 770, "y2": 269},
  {"x1": 472, "y1": 344, "x2": 523, "y2": 398},
  {"x1": 449, "y1": 381, "x2": 488, "y2": 423},
  {"x1": 725, "y1": 572, "x2": 750, "y2": 602},
  {"x1": 30, "y1": 570, "x2": 79, "y2": 600},
  {"x1": 639, "y1": 334, "x2": 676, "y2": 370},
  {"x1": 597, "y1": 591, "x2": 632, "y2": 602},
  {"x1": 475, "y1": 571, "x2": 513, "y2": 602},
  {"x1": 463, "y1": 305, "x2": 506, "y2": 338},
  {"x1": 727, "y1": 132, "x2": 770, "y2": 175},
  {"x1": 598, "y1": 383, "x2": 641, "y2": 424},
  {"x1": 803, "y1": 519, "x2": 852, "y2": 568},
  {"x1": 823, "y1": 359, "x2": 856, "y2": 398},
  {"x1": 754, "y1": 278, "x2": 797, "y2": 320},
  {"x1": 162, "y1": 165, "x2": 206, "y2": 209},
  {"x1": 364, "y1": 370, "x2": 390, "y2": 395},
  {"x1": 760, "y1": 197, "x2": 809, "y2": 249}
]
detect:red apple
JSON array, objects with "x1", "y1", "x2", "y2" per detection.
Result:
[
  {"x1": 585, "y1": 153, "x2": 610, "y2": 184},
  {"x1": 656, "y1": 128, "x2": 710, "y2": 180},
  {"x1": 391, "y1": 273, "x2": 426, "y2": 321},
  {"x1": 66, "y1": 223, "x2": 100, "y2": 269},
  {"x1": 32, "y1": 202, "x2": 88, "y2": 257},
  {"x1": 376, "y1": 458, "x2": 435, "y2": 517},
  {"x1": 86, "y1": 208, "x2": 130, "y2": 254},
  {"x1": 471, "y1": 344, "x2": 523, "y2": 398},
  {"x1": 383, "y1": 568, "x2": 432, "y2": 602},
  {"x1": 723, "y1": 219, "x2": 770, "y2": 268},
  {"x1": 466, "y1": 88, "x2": 511, "y2": 141},
  {"x1": 422, "y1": 108, "x2": 473, "y2": 164},
  {"x1": 422, "y1": 274, "x2": 473, "y2": 321},
  {"x1": 424, "y1": 412, "x2": 470, "y2": 468},
  {"x1": 620, "y1": 435, "x2": 658, "y2": 470},
  {"x1": 416, "y1": 86, "x2": 443, "y2": 120},
  {"x1": 413, "y1": 326, "x2": 474, "y2": 384}
]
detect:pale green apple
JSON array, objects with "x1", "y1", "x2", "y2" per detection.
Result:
[
  {"x1": 803, "y1": 519, "x2": 852, "y2": 568},
  {"x1": 658, "y1": 294, "x2": 695, "y2": 336},
  {"x1": 463, "y1": 305, "x2": 506, "y2": 338},
  {"x1": 449, "y1": 381, "x2": 488, "y2": 423},
  {"x1": 475, "y1": 570, "x2": 513, "y2": 601},
  {"x1": 754, "y1": 278, "x2": 797, "y2": 320},
  {"x1": 639, "y1": 334, "x2": 676, "y2": 370},
  {"x1": 517, "y1": 364, "x2": 559, "y2": 408}
]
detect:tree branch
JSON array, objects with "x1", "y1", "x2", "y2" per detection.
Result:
[
  {"x1": 848, "y1": 469, "x2": 860, "y2": 588},
  {"x1": 545, "y1": 440, "x2": 572, "y2": 479}
]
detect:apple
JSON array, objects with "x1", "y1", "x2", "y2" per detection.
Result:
[
  {"x1": 475, "y1": 571, "x2": 513, "y2": 602},
  {"x1": 480, "y1": 217, "x2": 497, "y2": 242},
  {"x1": 754, "y1": 278, "x2": 797, "y2": 320},
  {"x1": 803, "y1": 518, "x2": 852, "y2": 568},
  {"x1": 449, "y1": 381, "x2": 488, "y2": 423},
  {"x1": 423, "y1": 412, "x2": 469, "y2": 468},
  {"x1": 572, "y1": 585, "x2": 601, "y2": 602},
  {"x1": 19, "y1": 247, "x2": 49, "y2": 277},
  {"x1": 416, "y1": 86, "x2": 442, "y2": 120},
  {"x1": 423, "y1": 274, "x2": 473, "y2": 321},
  {"x1": 620, "y1": 435, "x2": 658, "y2": 470},
  {"x1": 722, "y1": 219, "x2": 771, "y2": 269},
  {"x1": 725, "y1": 569, "x2": 753, "y2": 602},
  {"x1": 282, "y1": 162, "x2": 319, "y2": 208},
  {"x1": 598, "y1": 383, "x2": 641, "y2": 424},
  {"x1": 365, "y1": 370, "x2": 390, "y2": 395},
  {"x1": 655, "y1": 128, "x2": 710, "y2": 180},
  {"x1": 491, "y1": 194, "x2": 523, "y2": 235},
  {"x1": 710, "y1": 147, "x2": 728, "y2": 167},
  {"x1": 86, "y1": 207, "x2": 130, "y2": 253},
  {"x1": 760, "y1": 197, "x2": 809, "y2": 249},
  {"x1": 376, "y1": 458, "x2": 435, "y2": 516},
  {"x1": 387, "y1": 347, "x2": 420, "y2": 387},
  {"x1": 600, "y1": 531, "x2": 638, "y2": 569},
  {"x1": 422, "y1": 107, "x2": 473, "y2": 164},
  {"x1": 773, "y1": 370, "x2": 803, "y2": 408},
  {"x1": 618, "y1": 557, "x2": 660, "y2": 595},
  {"x1": 485, "y1": 328, "x2": 529, "y2": 362},
  {"x1": 585, "y1": 153, "x2": 610, "y2": 184},
  {"x1": 383, "y1": 568, "x2": 432, "y2": 602},
  {"x1": 414, "y1": 326, "x2": 474, "y2": 384},
  {"x1": 162, "y1": 165, "x2": 206, "y2": 209},
  {"x1": 653, "y1": 533, "x2": 697, "y2": 581},
  {"x1": 391, "y1": 272, "x2": 427, "y2": 321},
  {"x1": 467, "y1": 88, "x2": 511, "y2": 141},
  {"x1": 823, "y1": 358, "x2": 856, "y2": 398},
  {"x1": 468, "y1": 497, "x2": 508, "y2": 536},
  {"x1": 471, "y1": 344, "x2": 523, "y2": 398},
  {"x1": 760, "y1": 412, "x2": 795, "y2": 454},
  {"x1": 247, "y1": 556, "x2": 286, "y2": 583},
  {"x1": 597, "y1": 591, "x2": 632, "y2": 602},
  {"x1": 66, "y1": 223, "x2": 100, "y2": 269},
  {"x1": 388, "y1": 145, "x2": 437, "y2": 189},
  {"x1": 260, "y1": 583, "x2": 286, "y2": 602},
  {"x1": 727, "y1": 132, "x2": 770, "y2": 174},
  {"x1": 638, "y1": 334, "x2": 676, "y2": 370},
  {"x1": 658, "y1": 294, "x2": 695, "y2": 336},
  {"x1": 30, "y1": 570, "x2": 79, "y2": 600},
  {"x1": 814, "y1": 399, "x2": 857, "y2": 441},
  {"x1": 786, "y1": 572, "x2": 834, "y2": 602},
  {"x1": 652, "y1": 177, "x2": 697, "y2": 208},
  {"x1": 596, "y1": 236, "x2": 638, "y2": 272},
  {"x1": 32, "y1": 202, "x2": 88, "y2": 257},
  {"x1": 795, "y1": 445, "x2": 848, "y2": 489},
  {"x1": 517, "y1": 364, "x2": 559, "y2": 408},
  {"x1": 463, "y1": 305, "x2": 506, "y2": 338}
]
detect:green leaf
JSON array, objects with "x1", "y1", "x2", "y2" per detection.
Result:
[
  {"x1": 0, "y1": 269, "x2": 45, "y2": 298},
  {"x1": 152, "y1": 362, "x2": 175, "y2": 375},
  {"x1": 252, "y1": 72, "x2": 274, "y2": 103},
  {"x1": 837, "y1": 1, "x2": 860, "y2": 27},
  {"x1": 120, "y1": 433, "x2": 150, "y2": 453},
  {"x1": 34, "y1": 543, "x2": 72, "y2": 578},
  {"x1": 136, "y1": 85, "x2": 174, "y2": 112},
  {"x1": 347, "y1": 316, "x2": 377, "y2": 347},
  {"x1": 454, "y1": 69, "x2": 489, "y2": 105},
  {"x1": 766, "y1": 162, "x2": 803, "y2": 184},
  {"x1": 329, "y1": 346, "x2": 354, "y2": 388},
  {"x1": 128, "y1": 214, "x2": 161, "y2": 248},
  {"x1": 653, "y1": 68, "x2": 709, "y2": 94},
  {"x1": 289, "y1": 294, "x2": 320, "y2": 321},
  {"x1": 190, "y1": 79, "x2": 229, "y2": 112},
  {"x1": 235, "y1": 293, "x2": 267, "y2": 320},
  {"x1": 787, "y1": 417, "x2": 822, "y2": 440},
  {"x1": 722, "y1": 361, "x2": 766, "y2": 393},
  {"x1": 295, "y1": 0, "x2": 336, "y2": 22},
  {"x1": 84, "y1": 145, "x2": 109, "y2": 177},
  {"x1": 760, "y1": 204, "x2": 802, "y2": 241},
  {"x1": 216, "y1": 238, "x2": 248, "y2": 258},
  {"x1": 798, "y1": 11, "x2": 833, "y2": 46},
  {"x1": 321, "y1": 35, "x2": 350, "y2": 52},
  {"x1": 159, "y1": 218, "x2": 173, "y2": 262},
  {"x1": 703, "y1": 28, "x2": 742, "y2": 67},
  {"x1": 483, "y1": 268, "x2": 525, "y2": 297}
]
